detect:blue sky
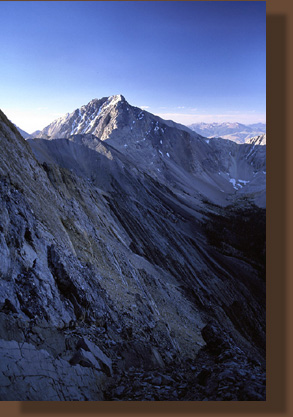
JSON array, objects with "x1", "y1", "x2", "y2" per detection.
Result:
[{"x1": 1, "y1": 1, "x2": 266, "y2": 133}]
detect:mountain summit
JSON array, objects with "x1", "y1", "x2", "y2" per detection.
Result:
[
  {"x1": 30, "y1": 95, "x2": 126, "y2": 139},
  {"x1": 29, "y1": 94, "x2": 192, "y2": 143}
]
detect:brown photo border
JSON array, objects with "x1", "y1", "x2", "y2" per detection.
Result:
[{"x1": 1, "y1": 0, "x2": 292, "y2": 415}]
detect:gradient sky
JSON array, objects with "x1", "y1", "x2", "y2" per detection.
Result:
[{"x1": 1, "y1": 1, "x2": 266, "y2": 133}]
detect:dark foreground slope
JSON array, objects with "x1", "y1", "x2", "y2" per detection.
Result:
[{"x1": 0, "y1": 109, "x2": 265, "y2": 400}]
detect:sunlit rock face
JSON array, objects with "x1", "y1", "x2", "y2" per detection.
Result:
[{"x1": 0, "y1": 103, "x2": 265, "y2": 400}]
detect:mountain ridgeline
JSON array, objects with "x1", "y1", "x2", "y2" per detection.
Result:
[
  {"x1": 28, "y1": 95, "x2": 266, "y2": 208},
  {"x1": 0, "y1": 96, "x2": 266, "y2": 400}
]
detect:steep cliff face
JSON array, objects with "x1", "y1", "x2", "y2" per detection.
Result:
[{"x1": 0, "y1": 108, "x2": 265, "y2": 400}]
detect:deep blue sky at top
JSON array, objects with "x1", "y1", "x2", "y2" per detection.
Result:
[{"x1": 1, "y1": 1, "x2": 266, "y2": 132}]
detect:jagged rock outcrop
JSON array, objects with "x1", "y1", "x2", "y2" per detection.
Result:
[{"x1": 0, "y1": 105, "x2": 265, "y2": 401}]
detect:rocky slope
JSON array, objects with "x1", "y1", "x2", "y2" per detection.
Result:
[
  {"x1": 0, "y1": 104, "x2": 265, "y2": 400},
  {"x1": 188, "y1": 122, "x2": 266, "y2": 144}
]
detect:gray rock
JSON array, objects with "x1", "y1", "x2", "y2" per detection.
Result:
[
  {"x1": 76, "y1": 337, "x2": 112, "y2": 376},
  {"x1": 0, "y1": 339, "x2": 106, "y2": 400},
  {"x1": 114, "y1": 385, "x2": 126, "y2": 396},
  {"x1": 151, "y1": 376, "x2": 162, "y2": 386},
  {"x1": 69, "y1": 349, "x2": 102, "y2": 370}
]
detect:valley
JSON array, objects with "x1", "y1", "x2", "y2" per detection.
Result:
[{"x1": 0, "y1": 96, "x2": 266, "y2": 400}]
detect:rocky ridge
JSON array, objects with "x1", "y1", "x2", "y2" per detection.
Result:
[{"x1": 245, "y1": 133, "x2": 266, "y2": 146}]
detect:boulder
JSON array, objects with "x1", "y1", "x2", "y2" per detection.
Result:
[{"x1": 76, "y1": 337, "x2": 112, "y2": 376}]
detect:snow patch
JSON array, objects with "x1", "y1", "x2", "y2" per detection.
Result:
[
  {"x1": 229, "y1": 178, "x2": 250, "y2": 190},
  {"x1": 229, "y1": 178, "x2": 238, "y2": 190}
]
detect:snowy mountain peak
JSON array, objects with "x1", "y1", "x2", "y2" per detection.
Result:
[{"x1": 29, "y1": 95, "x2": 129, "y2": 140}]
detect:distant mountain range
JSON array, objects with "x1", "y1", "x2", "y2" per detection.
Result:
[{"x1": 188, "y1": 122, "x2": 266, "y2": 144}]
